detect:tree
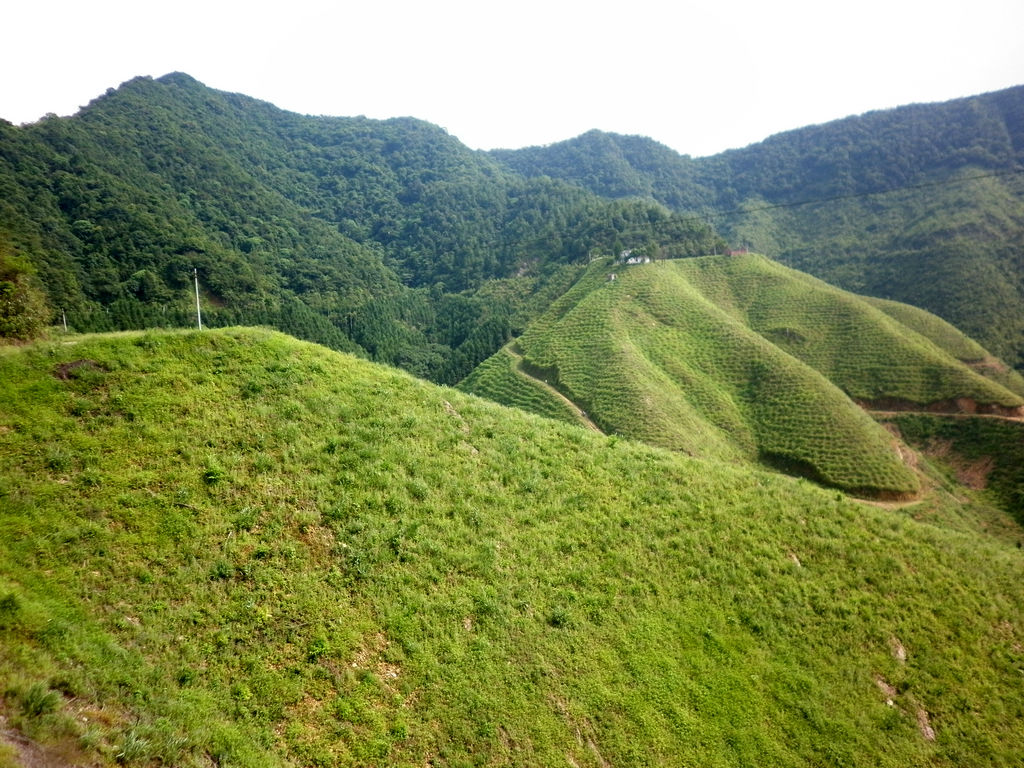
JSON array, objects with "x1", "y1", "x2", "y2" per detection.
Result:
[{"x1": 0, "y1": 246, "x2": 51, "y2": 340}]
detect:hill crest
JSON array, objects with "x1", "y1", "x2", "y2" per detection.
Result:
[{"x1": 460, "y1": 253, "x2": 1022, "y2": 497}]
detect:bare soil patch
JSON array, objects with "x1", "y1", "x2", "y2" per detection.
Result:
[
  {"x1": 0, "y1": 717, "x2": 94, "y2": 768},
  {"x1": 921, "y1": 438, "x2": 995, "y2": 490},
  {"x1": 859, "y1": 396, "x2": 1024, "y2": 419},
  {"x1": 53, "y1": 359, "x2": 105, "y2": 381}
]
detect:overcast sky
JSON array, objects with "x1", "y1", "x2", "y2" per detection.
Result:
[{"x1": 5, "y1": 0, "x2": 1023, "y2": 157}]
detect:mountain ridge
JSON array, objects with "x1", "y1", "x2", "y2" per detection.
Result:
[
  {"x1": 4, "y1": 75, "x2": 1023, "y2": 372},
  {"x1": 0, "y1": 72, "x2": 720, "y2": 381}
]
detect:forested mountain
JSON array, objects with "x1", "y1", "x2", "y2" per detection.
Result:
[
  {"x1": 0, "y1": 73, "x2": 719, "y2": 382},
  {"x1": 3, "y1": 74, "x2": 1022, "y2": 374},
  {"x1": 493, "y1": 87, "x2": 1024, "y2": 369}
]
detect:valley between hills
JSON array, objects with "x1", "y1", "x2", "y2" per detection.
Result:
[{"x1": 1, "y1": 74, "x2": 1023, "y2": 766}]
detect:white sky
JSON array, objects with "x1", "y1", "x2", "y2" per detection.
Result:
[{"x1": 4, "y1": 0, "x2": 1023, "y2": 157}]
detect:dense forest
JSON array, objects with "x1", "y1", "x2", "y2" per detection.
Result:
[
  {"x1": 494, "y1": 87, "x2": 1024, "y2": 369},
  {"x1": 0, "y1": 73, "x2": 720, "y2": 383}
]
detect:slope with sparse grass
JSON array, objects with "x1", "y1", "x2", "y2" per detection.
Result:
[
  {"x1": 883, "y1": 414, "x2": 1024, "y2": 524},
  {"x1": 2, "y1": 328, "x2": 1023, "y2": 766}
]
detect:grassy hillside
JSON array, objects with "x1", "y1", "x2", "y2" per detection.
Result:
[
  {"x1": 755, "y1": 170, "x2": 1024, "y2": 373},
  {"x1": 461, "y1": 255, "x2": 1022, "y2": 497},
  {"x1": 492, "y1": 87, "x2": 1024, "y2": 370},
  {"x1": 863, "y1": 296, "x2": 1024, "y2": 397},
  {"x1": 456, "y1": 346, "x2": 589, "y2": 426},
  {"x1": 1, "y1": 328, "x2": 1023, "y2": 767},
  {"x1": 677, "y1": 255, "x2": 1023, "y2": 408}
]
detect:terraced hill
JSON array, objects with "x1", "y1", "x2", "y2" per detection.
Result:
[
  {"x1": 2, "y1": 328, "x2": 1023, "y2": 766},
  {"x1": 460, "y1": 254, "x2": 1022, "y2": 497},
  {"x1": 492, "y1": 86, "x2": 1024, "y2": 371},
  {"x1": 862, "y1": 296, "x2": 1024, "y2": 397}
]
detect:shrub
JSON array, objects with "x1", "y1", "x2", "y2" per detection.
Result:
[{"x1": 0, "y1": 248, "x2": 50, "y2": 340}]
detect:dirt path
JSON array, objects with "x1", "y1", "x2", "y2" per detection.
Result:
[
  {"x1": 869, "y1": 409, "x2": 1024, "y2": 423},
  {"x1": 506, "y1": 348, "x2": 604, "y2": 434}
]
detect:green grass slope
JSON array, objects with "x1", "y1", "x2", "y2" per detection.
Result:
[
  {"x1": 462, "y1": 255, "x2": 1021, "y2": 497},
  {"x1": 1, "y1": 328, "x2": 1023, "y2": 766},
  {"x1": 678, "y1": 255, "x2": 1024, "y2": 410},
  {"x1": 863, "y1": 296, "x2": 1024, "y2": 397},
  {"x1": 455, "y1": 346, "x2": 588, "y2": 426}
]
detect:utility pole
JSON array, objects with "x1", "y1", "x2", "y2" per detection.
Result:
[
  {"x1": 61, "y1": 309, "x2": 67, "y2": 333},
  {"x1": 193, "y1": 268, "x2": 203, "y2": 330}
]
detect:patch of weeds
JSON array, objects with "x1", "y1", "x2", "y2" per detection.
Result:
[
  {"x1": 294, "y1": 508, "x2": 321, "y2": 533},
  {"x1": 49, "y1": 674, "x2": 82, "y2": 699},
  {"x1": 407, "y1": 478, "x2": 429, "y2": 501},
  {"x1": 333, "y1": 697, "x2": 369, "y2": 725},
  {"x1": 44, "y1": 446, "x2": 73, "y2": 472},
  {"x1": 307, "y1": 635, "x2": 329, "y2": 662},
  {"x1": 877, "y1": 705, "x2": 904, "y2": 731},
  {"x1": 69, "y1": 397, "x2": 93, "y2": 416},
  {"x1": 0, "y1": 592, "x2": 20, "y2": 629},
  {"x1": 251, "y1": 453, "x2": 276, "y2": 473},
  {"x1": 230, "y1": 682, "x2": 253, "y2": 703},
  {"x1": 209, "y1": 559, "x2": 233, "y2": 581},
  {"x1": 547, "y1": 607, "x2": 573, "y2": 629},
  {"x1": 203, "y1": 457, "x2": 227, "y2": 485},
  {"x1": 322, "y1": 503, "x2": 348, "y2": 524},
  {"x1": 20, "y1": 682, "x2": 61, "y2": 717},
  {"x1": 233, "y1": 506, "x2": 259, "y2": 531},
  {"x1": 79, "y1": 724, "x2": 105, "y2": 753},
  {"x1": 241, "y1": 379, "x2": 264, "y2": 399},
  {"x1": 280, "y1": 400, "x2": 304, "y2": 419},
  {"x1": 115, "y1": 728, "x2": 150, "y2": 765},
  {"x1": 34, "y1": 618, "x2": 71, "y2": 650},
  {"x1": 389, "y1": 719, "x2": 408, "y2": 741},
  {"x1": 176, "y1": 667, "x2": 196, "y2": 687},
  {"x1": 77, "y1": 467, "x2": 103, "y2": 488}
]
